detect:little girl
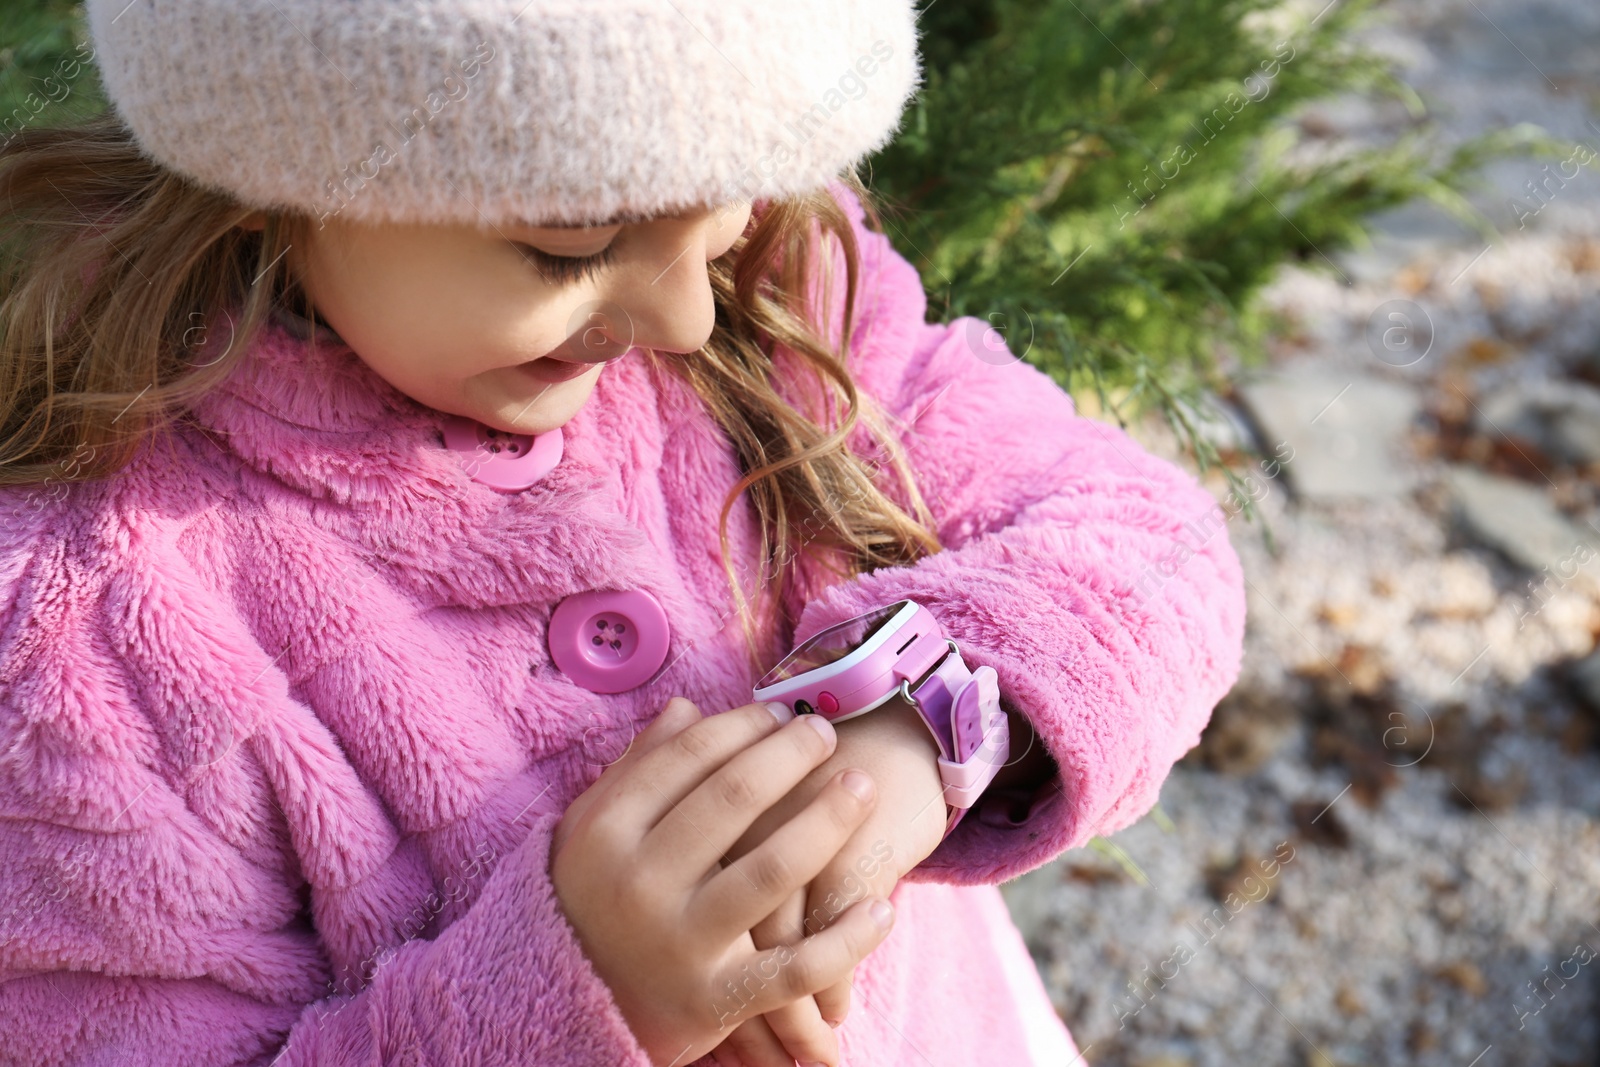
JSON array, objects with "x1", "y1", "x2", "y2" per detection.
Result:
[{"x1": 0, "y1": 1, "x2": 1246, "y2": 1064}]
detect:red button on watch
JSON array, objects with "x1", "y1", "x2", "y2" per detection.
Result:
[{"x1": 442, "y1": 415, "x2": 563, "y2": 492}]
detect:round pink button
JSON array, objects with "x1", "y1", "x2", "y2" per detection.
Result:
[
  {"x1": 442, "y1": 415, "x2": 563, "y2": 492},
  {"x1": 548, "y1": 589, "x2": 671, "y2": 694}
]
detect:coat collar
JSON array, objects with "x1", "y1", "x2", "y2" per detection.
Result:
[{"x1": 185, "y1": 312, "x2": 677, "y2": 612}]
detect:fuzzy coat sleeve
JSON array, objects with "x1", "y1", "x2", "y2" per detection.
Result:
[
  {"x1": 0, "y1": 511, "x2": 651, "y2": 1066},
  {"x1": 789, "y1": 184, "x2": 1247, "y2": 885}
]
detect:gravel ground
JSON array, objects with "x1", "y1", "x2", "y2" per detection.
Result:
[{"x1": 1001, "y1": 2, "x2": 1600, "y2": 1064}]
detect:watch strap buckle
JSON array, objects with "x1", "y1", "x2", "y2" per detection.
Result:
[
  {"x1": 903, "y1": 644, "x2": 1011, "y2": 833},
  {"x1": 938, "y1": 666, "x2": 1009, "y2": 808}
]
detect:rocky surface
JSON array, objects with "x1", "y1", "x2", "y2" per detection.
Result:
[
  {"x1": 1002, "y1": 1, "x2": 1600, "y2": 1064},
  {"x1": 1237, "y1": 369, "x2": 1422, "y2": 500}
]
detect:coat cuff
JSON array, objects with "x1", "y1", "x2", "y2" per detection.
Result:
[
  {"x1": 791, "y1": 562, "x2": 1070, "y2": 885},
  {"x1": 790, "y1": 496, "x2": 1240, "y2": 887}
]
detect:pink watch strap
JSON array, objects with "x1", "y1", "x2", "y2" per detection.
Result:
[{"x1": 904, "y1": 646, "x2": 1010, "y2": 837}]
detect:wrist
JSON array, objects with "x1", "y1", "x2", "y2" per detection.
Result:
[
  {"x1": 830, "y1": 698, "x2": 945, "y2": 862},
  {"x1": 837, "y1": 699, "x2": 942, "y2": 806},
  {"x1": 833, "y1": 694, "x2": 939, "y2": 760}
]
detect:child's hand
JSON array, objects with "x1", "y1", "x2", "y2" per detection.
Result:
[
  {"x1": 715, "y1": 696, "x2": 946, "y2": 1066},
  {"x1": 551, "y1": 697, "x2": 896, "y2": 1067}
]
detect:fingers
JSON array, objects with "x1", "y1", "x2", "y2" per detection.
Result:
[
  {"x1": 741, "y1": 892, "x2": 841, "y2": 1061},
  {"x1": 602, "y1": 701, "x2": 801, "y2": 833},
  {"x1": 801, "y1": 884, "x2": 856, "y2": 1027},
  {"x1": 718, "y1": 1016, "x2": 803, "y2": 1067},
  {"x1": 748, "y1": 886, "x2": 808, "y2": 956},
  {"x1": 762, "y1": 996, "x2": 840, "y2": 1067},
  {"x1": 553, "y1": 697, "x2": 701, "y2": 856},
  {"x1": 646, "y1": 714, "x2": 839, "y2": 875},
  {"x1": 812, "y1": 975, "x2": 852, "y2": 1030},
  {"x1": 629, "y1": 694, "x2": 706, "y2": 754},
  {"x1": 719, "y1": 896, "x2": 895, "y2": 1021},
  {"x1": 752, "y1": 888, "x2": 852, "y2": 1028},
  {"x1": 693, "y1": 769, "x2": 875, "y2": 941}
]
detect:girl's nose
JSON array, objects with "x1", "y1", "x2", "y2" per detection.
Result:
[
  {"x1": 618, "y1": 247, "x2": 719, "y2": 355},
  {"x1": 599, "y1": 204, "x2": 750, "y2": 357},
  {"x1": 608, "y1": 238, "x2": 716, "y2": 355}
]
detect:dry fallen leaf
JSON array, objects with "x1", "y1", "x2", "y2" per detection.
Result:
[
  {"x1": 1291, "y1": 799, "x2": 1352, "y2": 849},
  {"x1": 1434, "y1": 960, "x2": 1488, "y2": 997}
]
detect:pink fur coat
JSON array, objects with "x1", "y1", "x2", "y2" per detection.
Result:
[{"x1": 0, "y1": 184, "x2": 1245, "y2": 1064}]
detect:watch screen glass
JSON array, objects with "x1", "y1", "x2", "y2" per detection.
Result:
[{"x1": 758, "y1": 602, "x2": 906, "y2": 688}]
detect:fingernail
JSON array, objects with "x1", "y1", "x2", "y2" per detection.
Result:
[
  {"x1": 869, "y1": 899, "x2": 894, "y2": 931},
  {"x1": 764, "y1": 700, "x2": 793, "y2": 723},
  {"x1": 804, "y1": 714, "x2": 836, "y2": 743},
  {"x1": 841, "y1": 769, "x2": 874, "y2": 801},
  {"x1": 826, "y1": 1017, "x2": 843, "y2": 1029}
]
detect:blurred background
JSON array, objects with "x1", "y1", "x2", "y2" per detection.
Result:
[{"x1": 7, "y1": 0, "x2": 1599, "y2": 1063}]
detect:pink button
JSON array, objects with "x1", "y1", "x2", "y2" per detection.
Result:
[
  {"x1": 548, "y1": 589, "x2": 671, "y2": 694},
  {"x1": 817, "y1": 691, "x2": 839, "y2": 716},
  {"x1": 442, "y1": 415, "x2": 563, "y2": 492}
]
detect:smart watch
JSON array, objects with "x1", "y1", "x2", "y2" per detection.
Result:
[{"x1": 754, "y1": 600, "x2": 1011, "y2": 836}]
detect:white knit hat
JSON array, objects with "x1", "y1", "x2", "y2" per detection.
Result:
[{"x1": 86, "y1": 0, "x2": 921, "y2": 227}]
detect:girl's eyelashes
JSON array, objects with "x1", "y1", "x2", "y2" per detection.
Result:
[{"x1": 512, "y1": 241, "x2": 618, "y2": 286}]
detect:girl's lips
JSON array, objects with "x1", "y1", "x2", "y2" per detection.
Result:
[{"x1": 520, "y1": 356, "x2": 604, "y2": 383}]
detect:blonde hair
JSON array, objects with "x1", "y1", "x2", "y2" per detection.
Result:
[{"x1": 0, "y1": 114, "x2": 940, "y2": 669}]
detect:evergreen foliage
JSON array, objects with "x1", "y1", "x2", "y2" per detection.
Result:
[
  {"x1": 866, "y1": 0, "x2": 1526, "y2": 459},
  {"x1": 0, "y1": 0, "x2": 103, "y2": 143}
]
